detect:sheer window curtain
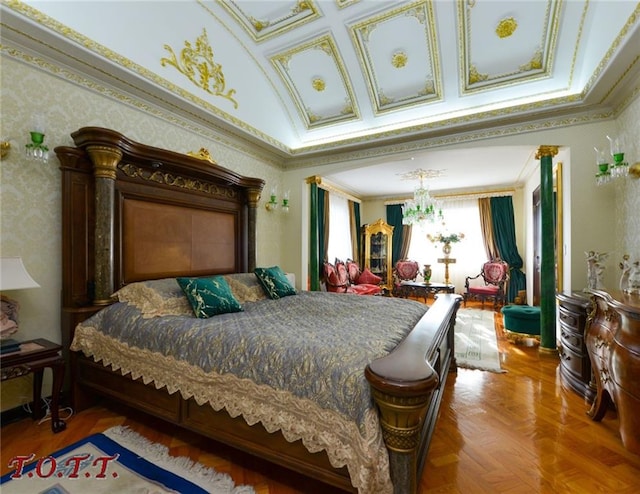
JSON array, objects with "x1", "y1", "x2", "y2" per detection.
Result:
[
  {"x1": 407, "y1": 198, "x2": 486, "y2": 294},
  {"x1": 327, "y1": 194, "x2": 353, "y2": 263}
]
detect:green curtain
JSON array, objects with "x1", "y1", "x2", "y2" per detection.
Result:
[
  {"x1": 353, "y1": 201, "x2": 361, "y2": 262},
  {"x1": 318, "y1": 187, "x2": 327, "y2": 264},
  {"x1": 386, "y1": 204, "x2": 404, "y2": 264},
  {"x1": 490, "y1": 196, "x2": 526, "y2": 303}
]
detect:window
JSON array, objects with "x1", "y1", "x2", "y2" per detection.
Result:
[
  {"x1": 326, "y1": 193, "x2": 352, "y2": 263},
  {"x1": 407, "y1": 198, "x2": 486, "y2": 291}
]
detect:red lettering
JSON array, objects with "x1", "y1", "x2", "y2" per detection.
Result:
[
  {"x1": 64, "y1": 454, "x2": 90, "y2": 478},
  {"x1": 92, "y1": 454, "x2": 119, "y2": 478},
  {"x1": 7, "y1": 454, "x2": 35, "y2": 479},
  {"x1": 35, "y1": 457, "x2": 57, "y2": 478}
]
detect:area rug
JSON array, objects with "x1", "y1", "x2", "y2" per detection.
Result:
[
  {"x1": 455, "y1": 307, "x2": 505, "y2": 373},
  {"x1": 0, "y1": 425, "x2": 255, "y2": 493}
]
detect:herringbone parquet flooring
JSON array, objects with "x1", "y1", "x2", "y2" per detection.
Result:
[{"x1": 2, "y1": 302, "x2": 640, "y2": 493}]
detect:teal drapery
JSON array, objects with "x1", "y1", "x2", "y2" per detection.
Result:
[
  {"x1": 309, "y1": 182, "x2": 328, "y2": 291},
  {"x1": 353, "y1": 201, "x2": 361, "y2": 262},
  {"x1": 386, "y1": 204, "x2": 404, "y2": 264},
  {"x1": 318, "y1": 187, "x2": 327, "y2": 264},
  {"x1": 490, "y1": 196, "x2": 526, "y2": 303}
]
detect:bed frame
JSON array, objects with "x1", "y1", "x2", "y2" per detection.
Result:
[{"x1": 56, "y1": 127, "x2": 461, "y2": 494}]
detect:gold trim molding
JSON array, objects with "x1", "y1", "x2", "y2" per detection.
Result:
[{"x1": 118, "y1": 163, "x2": 236, "y2": 198}]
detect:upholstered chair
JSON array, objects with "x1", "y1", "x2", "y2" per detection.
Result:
[
  {"x1": 392, "y1": 259, "x2": 420, "y2": 295},
  {"x1": 323, "y1": 260, "x2": 382, "y2": 295},
  {"x1": 463, "y1": 259, "x2": 510, "y2": 309}
]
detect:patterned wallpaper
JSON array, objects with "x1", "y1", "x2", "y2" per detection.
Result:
[
  {"x1": 1, "y1": 49, "x2": 638, "y2": 410},
  {"x1": 0, "y1": 54, "x2": 283, "y2": 410},
  {"x1": 615, "y1": 94, "x2": 640, "y2": 265}
]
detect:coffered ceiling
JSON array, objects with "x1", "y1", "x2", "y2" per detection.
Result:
[{"x1": 2, "y1": 1, "x2": 639, "y2": 196}]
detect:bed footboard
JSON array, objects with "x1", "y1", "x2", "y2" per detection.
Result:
[{"x1": 366, "y1": 293, "x2": 461, "y2": 494}]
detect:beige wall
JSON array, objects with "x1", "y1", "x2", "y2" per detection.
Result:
[
  {"x1": 1, "y1": 50, "x2": 638, "y2": 411},
  {"x1": 0, "y1": 55, "x2": 285, "y2": 409}
]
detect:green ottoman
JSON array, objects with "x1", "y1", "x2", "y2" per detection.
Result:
[{"x1": 501, "y1": 305, "x2": 541, "y2": 344}]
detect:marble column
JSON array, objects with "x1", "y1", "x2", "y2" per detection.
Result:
[
  {"x1": 535, "y1": 145, "x2": 559, "y2": 351},
  {"x1": 86, "y1": 145, "x2": 122, "y2": 305}
]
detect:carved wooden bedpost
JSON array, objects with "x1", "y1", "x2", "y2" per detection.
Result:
[
  {"x1": 86, "y1": 145, "x2": 122, "y2": 305},
  {"x1": 366, "y1": 365, "x2": 437, "y2": 494},
  {"x1": 246, "y1": 187, "x2": 261, "y2": 272}
]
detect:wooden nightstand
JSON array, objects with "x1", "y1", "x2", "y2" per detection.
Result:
[{"x1": 1, "y1": 338, "x2": 66, "y2": 433}]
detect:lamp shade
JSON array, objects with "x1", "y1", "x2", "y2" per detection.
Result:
[{"x1": 0, "y1": 257, "x2": 40, "y2": 291}]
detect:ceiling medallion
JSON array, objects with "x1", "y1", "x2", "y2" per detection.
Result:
[
  {"x1": 161, "y1": 29, "x2": 238, "y2": 109},
  {"x1": 312, "y1": 77, "x2": 326, "y2": 92},
  {"x1": 495, "y1": 17, "x2": 518, "y2": 38},
  {"x1": 391, "y1": 51, "x2": 408, "y2": 68}
]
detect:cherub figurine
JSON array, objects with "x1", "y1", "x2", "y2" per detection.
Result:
[
  {"x1": 585, "y1": 251, "x2": 608, "y2": 290},
  {"x1": 620, "y1": 254, "x2": 632, "y2": 292},
  {"x1": 628, "y1": 260, "x2": 640, "y2": 294}
]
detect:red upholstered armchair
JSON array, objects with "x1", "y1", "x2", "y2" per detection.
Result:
[
  {"x1": 322, "y1": 259, "x2": 382, "y2": 295},
  {"x1": 392, "y1": 259, "x2": 420, "y2": 295},
  {"x1": 463, "y1": 259, "x2": 509, "y2": 309}
]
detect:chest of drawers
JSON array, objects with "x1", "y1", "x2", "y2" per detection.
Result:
[
  {"x1": 586, "y1": 289, "x2": 640, "y2": 455},
  {"x1": 556, "y1": 292, "x2": 595, "y2": 401}
]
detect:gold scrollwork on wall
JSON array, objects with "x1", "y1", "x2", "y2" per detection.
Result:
[{"x1": 161, "y1": 29, "x2": 238, "y2": 109}]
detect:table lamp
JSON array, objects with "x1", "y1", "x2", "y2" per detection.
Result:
[{"x1": 1, "y1": 257, "x2": 40, "y2": 341}]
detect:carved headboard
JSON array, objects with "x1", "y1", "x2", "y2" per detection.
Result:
[{"x1": 55, "y1": 127, "x2": 264, "y2": 316}]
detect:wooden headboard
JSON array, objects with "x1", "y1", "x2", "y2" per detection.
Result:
[{"x1": 55, "y1": 127, "x2": 264, "y2": 332}]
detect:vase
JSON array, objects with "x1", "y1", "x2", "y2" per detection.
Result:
[
  {"x1": 423, "y1": 264, "x2": 432, "y2": 283},
  {"x1": 442, "y1": 242, "x2": 452, "y2": 257}
]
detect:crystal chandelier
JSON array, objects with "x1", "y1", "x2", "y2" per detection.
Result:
[{"x1": 401, "y1": 169, "x2": 444, "y2": 226}]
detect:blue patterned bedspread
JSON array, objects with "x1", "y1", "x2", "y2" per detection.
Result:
[{"x1": 78, "y1": 291, "x2": 428, "y2": 429}]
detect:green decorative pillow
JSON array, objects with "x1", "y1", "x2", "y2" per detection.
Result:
[
  {"x1": 254, "y1": 266, "x2": 297, "y2": 299},
  {"x1": 176, "y1": 276, "x2": 243, "y2": 318}
]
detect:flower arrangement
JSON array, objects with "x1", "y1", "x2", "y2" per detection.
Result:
[{"x1": 427, "y1": 232, "x2": 465, "y2": 244}]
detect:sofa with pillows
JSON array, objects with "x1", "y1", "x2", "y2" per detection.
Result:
[{"x1": 322, "y1": 259, "x2": 383, "y2": 295}]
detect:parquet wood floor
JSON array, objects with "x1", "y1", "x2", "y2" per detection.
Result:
[{"x1": 2, "y1": 302, "x2": 640, "y2": 493}]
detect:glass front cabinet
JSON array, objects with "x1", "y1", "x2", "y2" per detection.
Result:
[{"x1": 362, "y1": 218, "x2": 394, "y2": 291}]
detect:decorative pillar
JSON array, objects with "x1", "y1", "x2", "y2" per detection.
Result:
[
  {"x1": 246, "y1": 188, "x2": 261, "y2": 272},
  {"x1": 307, "y1": 176, "x2": 321, "y2": 291},
  {"x1": 535, "y1": 145, "x2": 559, "y2": 351},
  {"x1": 86, "y1": 145, "x2": 122, "y2": 305}
]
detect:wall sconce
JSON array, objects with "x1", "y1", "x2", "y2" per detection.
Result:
[
  {"x1": 25, "y1": 113, "x2": 49, "y2": 163},
  {"x1": 594, "y1": 135, "x2": 640, "y2": 185},
  {"x1": 0, "y1": 139, "x2": 10, "y2": 160},
  {"x1": 265, "y1": 187, "x2": 290, "y2": 213}
]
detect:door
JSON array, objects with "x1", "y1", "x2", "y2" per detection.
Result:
[{"x1": 533, "y1": 186, "x2": 541, "y2": 306}]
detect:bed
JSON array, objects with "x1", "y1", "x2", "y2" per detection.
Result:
[{"x1": 56, "y1": 127, "x2": 461, "y2": 494}]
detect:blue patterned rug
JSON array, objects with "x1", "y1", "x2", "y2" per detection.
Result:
[{"x1": 1, "y1": 426, "x2": 255, "y2": 493}]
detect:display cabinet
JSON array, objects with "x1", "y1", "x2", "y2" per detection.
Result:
[{"x1": 362, "y1": 218, "x2": 394, "y2": 291}]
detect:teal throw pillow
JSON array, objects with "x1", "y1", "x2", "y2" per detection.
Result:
[
  {"x1": 254, "y1": 266, "x2": 297, "y2": 299},
  {"x1": 176, "y1": 276, "x2": 243, "y2": 318}
]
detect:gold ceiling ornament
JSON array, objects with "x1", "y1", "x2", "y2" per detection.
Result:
[
  {"x1": 468, "y1": 64, "x2": 488, "y2": 85},
  {"x1": 161, "y1": 29, "x2": 238, "y2": 109},
  {"x1": 187, "y1": 148, "x2": 217, "y2": 165},
  {"x1": 520, "y1": 50, "x2": 543, "y2": 71},
  {"x1": 251, "y1": 17, "x2": 270, "y2": 32},
  {"x1": 312, "y1": 77, "x2": 326, "y2": 92},
  {"x1": 391, "y1": 51, "x2": 408, "y2": 69},
  {"x1": 496, "y1": 17, "x2": 518, "y2": 38},
  {"x1": 251, "y1": 1, "x2": 314, "y2": 33}
]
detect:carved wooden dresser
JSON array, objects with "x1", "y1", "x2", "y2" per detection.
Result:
[{"x1": 585, "y1": 289, "x2": 640, "y2": 455}]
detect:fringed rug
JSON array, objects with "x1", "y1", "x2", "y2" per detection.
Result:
[
  {"x1": 455, "y1": 308, "x2": 506, "y2": 373},
  {"x1": 0, "y1": 425, "x2": 255, "y2": 493}
]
